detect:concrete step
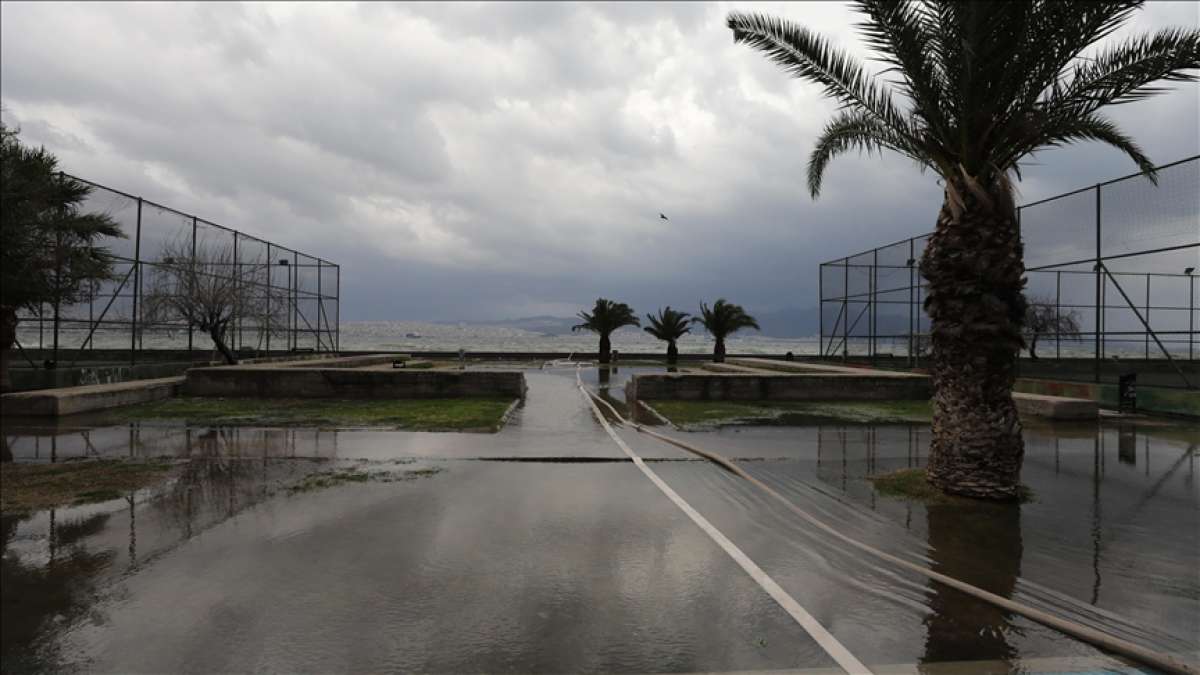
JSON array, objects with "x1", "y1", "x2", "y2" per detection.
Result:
[
  {"x1": 697, "y1": 362, "x2": 772, "y2": 374},
  {"x1": 1013, "y1": 392, "x2": 1097, "y2": 420},
  {"x1": 728, "y1": 357, "x2": 926, "y2": 378},
  {"x1": 1, "y1": 376, "x2": 184, "y2": 417}
]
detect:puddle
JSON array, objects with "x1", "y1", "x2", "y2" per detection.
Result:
[{"x1": 2, "y1": 366, "x2": 1196, "y2": 672}]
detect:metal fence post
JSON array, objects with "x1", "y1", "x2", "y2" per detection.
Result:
[
  {"x1": 908, "y1": 238, "x2": 915, "y2": 367},
  {"x1": 131, "y1": 198, "x2": 142, "y2": 366},
  {"x1": 842, "y1": 258, "x2": 849, "y2": 361},
  {"x1": 292, "y1": 250, "x2": 298, "y2": 351},
  {"x1": 871, "y1": 248, "x2": 878, "y2": 362},
  {"x1": 818, "y1": 264, "x2": 824, "y2": 357},
  {"x1": 1094, "y1": 185, "x2": 1101, "y2": 383},
  {"x1": 1056, "y1": 270, "x2": 1062, "y2": 360},
  {"x1": 1190, "y1": 273, "x2": 1195, "y2": 361},
  {"x1": 188, "y1": 216, "x2": 196, "y2": 354},
  {"x1": 233, "y1": 231, "x2": 240, "y2": 353},
  {"x1": 265, "y1": 242, "x2": 272, "y2": 354},
  {"x1": 1145, "y1": 273, "x2": 1151, "y2": 359},
  {"x1": 335, "y1": 264, "x2": 340, "y2": 353},
  {"x1": 317, "y1": 258, "x2": 323, "y2": 352}
]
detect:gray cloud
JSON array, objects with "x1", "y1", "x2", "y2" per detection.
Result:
[{"x1": 2, "y1": 1, "x2": 1196, "y2": 322}]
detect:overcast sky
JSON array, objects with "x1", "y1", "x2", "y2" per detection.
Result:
[{"x1": 2, "y1": 1, "x2": 1197, "y2": 321}]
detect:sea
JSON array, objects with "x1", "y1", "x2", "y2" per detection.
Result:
[
  {"x1": 336, "y1": 321, "x2": 823, "y2": 355},
  {"x1": 16, "y1": 320, "x2": 826, "y2": 356}
]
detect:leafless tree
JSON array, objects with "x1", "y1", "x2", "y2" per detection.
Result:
[
  {"x1": 142, "y1": 239, "x2": 287, "y2": 364},
  {"x1": 1023, "y1": 294, "x2": 1082, "y2": 361}
]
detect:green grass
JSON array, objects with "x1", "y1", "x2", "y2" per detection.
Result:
[
  {"x1": 286, "y1": 466, "x2": 445, "y2": 494},
  {"x1": 104, "y1": 397, "x2": 517, "y2": 431},
  {"x1": 869, "y1": 468, "x2": 1034, "y2": 504},
  {"x1": 648, "y1": 399, "x2": 932, "y2": 427},
  {"x1": 1, "y1": 459, "x2": 176, "y2": 514}
]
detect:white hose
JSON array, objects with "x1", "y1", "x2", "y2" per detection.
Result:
[{"x1": 579, "y1": 384, "x2": 1197, "y2": 675}]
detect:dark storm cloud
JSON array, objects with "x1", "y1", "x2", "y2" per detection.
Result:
[{"x1": 2, "y1": 1, "x2": 1196, "y2": 321}]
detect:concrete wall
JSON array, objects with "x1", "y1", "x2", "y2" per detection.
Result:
[
  {"x1": 9, "y1": 352, "x2": 335, "y2": 392},
  {"x1": 184, "y1": 367, "x2": 526, "y2": 399},
  {"x1": 1014, "y1": 378, "x2": 1199, "y2": 418},
  {"x1": 625, "y1": 373, "x2": 930, "y2": 402},
  {"x1": 2, "y1": 377, "x2": 183, "y2": 417}
]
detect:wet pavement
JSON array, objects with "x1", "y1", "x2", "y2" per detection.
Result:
[{"x1": 2, "y1": 366, "x2": 1197, "y2": 673}]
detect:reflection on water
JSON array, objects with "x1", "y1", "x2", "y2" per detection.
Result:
[
  {"x1": 1, "y1": 440, "x2": 337, "y2": 671},
  {"x1": 921, "y1": 502, "x2": 1022, "y2": 669},
  {"x1": 1, "y1": 368, "x2": 1196, "y2": 671},
  {"x1": 798, "y1": 418, "x2": 1199, "y2": 662}
]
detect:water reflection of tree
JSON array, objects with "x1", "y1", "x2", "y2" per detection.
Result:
[
  {"x1": 920, "y1": 501, "x2": 1023, "y2": 670},
  {"x1": 1, "y1": 510, "x2": 115, "y2": 672},
  {"x1": 1, "y1": 428, "x2": 303, "y2": 670}
]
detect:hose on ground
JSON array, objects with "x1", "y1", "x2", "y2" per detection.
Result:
[{"x1": 580, "y1": 387, "x2": 1196, "y2": 675}]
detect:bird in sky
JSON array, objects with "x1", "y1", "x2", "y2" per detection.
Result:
[{"x1": 659, "y1": 213, "x2": 669, "y2": 221}]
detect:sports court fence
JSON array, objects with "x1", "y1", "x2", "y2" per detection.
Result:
[
  {"x1": 13, "y1": 174, "x2": 340, "y2": 368},
  {"x1": 819, "y1": 156, "x2": 1199, "y2": 389}
]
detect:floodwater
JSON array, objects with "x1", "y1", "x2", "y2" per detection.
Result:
[{"x1": 2, "y1": 367, "x2": 1197, "y2": 673}]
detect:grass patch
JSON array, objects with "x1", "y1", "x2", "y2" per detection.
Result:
[
  {"x1": 869, "y1": 468, "x2": 1034, "y2": 504},
  {"x1": 1, "y1": 459, "x2": 175, "y2": 514},
  {"x1": 104, "y1": 397, "x2": 517, "y2": 431},
  {"x1": 649, "y1": 399, "x2": 932, "y2": 428},
  {"x1": 286, "y1": 466, "x2": 444, "y2": 494}
]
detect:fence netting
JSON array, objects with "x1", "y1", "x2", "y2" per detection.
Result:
[
  {"x1": 820, "y1": 157, "x2": 1199, "y2": 389},
  {"x1": 14, "y1": 175, "x2": 340, "y2": 367}
]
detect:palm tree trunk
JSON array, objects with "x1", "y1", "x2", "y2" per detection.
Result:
[
  {"x1": 666, "y1": 341, "x2": 678, "y2": 365},
  {"x1": 0, "y1": 306, "x2": 17, "y2": 394},
  {"x1": 713, "y1": 338, "x2": 726, "y2": 363},
  {"x1": 598, "y1": 334, "x2": 611, "y2": 364},
  {"x1": 920, "y1": 186, "x2": 1027, "y2": 500}
]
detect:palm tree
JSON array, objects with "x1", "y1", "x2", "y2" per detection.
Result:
[
  {"x1": 728, "y1": 3, "x2": 1200, "y2": 500},
  {"x1": 1, "y1": 122, "x2": 122, "y2": 391},
  {"x1": 644, "y1": 306, "x2": 691, "y2": 365},
  {"x1": 573, "y1": 298, "x2": 639, "y2": 364},
  {"x1": 693, "y1": 299, "x2": 759, "y2": 363}
]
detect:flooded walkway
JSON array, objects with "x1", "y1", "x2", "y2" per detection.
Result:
[{"x1": 2, "y1": 367, "x2": 1197, "y2": 672}]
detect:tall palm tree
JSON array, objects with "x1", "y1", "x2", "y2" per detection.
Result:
[
  {"x1": 573, "y1": 298, "x2": 639, "y2": 364},
  {"x1": 693, "y1": 299, "x2": 759, "y2": 363},
  {"x1": 728, "y1": 2, "x2": 1200, "y2": 500},
  {"x1": 644, "y1": 306, "x2": 691, "y2": 365}
]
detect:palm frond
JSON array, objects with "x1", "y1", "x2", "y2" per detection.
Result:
[
  {"x1": 1013, "y1": 112, "x2": 1156, "y2": 180},
  {"x1": 693, "y1": 299, "x2": 760, "y2": 339},
  {"x1": 808, "y1": 109, "x2": 931, "y2": 197},
  {"x1": 1058, "y1": 28, "x2": 1200, "y2": 109},
  {"x1": 726, "y1": 11, "x2": 912, "y2": 136}
]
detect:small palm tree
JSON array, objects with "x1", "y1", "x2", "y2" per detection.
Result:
[
  {"x1": 644, "y1": 306, "x2": 691, "y2": 365},
  {"x1": 573, "y1": 298, "x2": 639, "y2": 364},
  {"x1": 693, "y1": 299, "x2": 759, "y2": 363},
  {"x1": 728, "y1": 3, "x2": 1200, "y2": 499}
]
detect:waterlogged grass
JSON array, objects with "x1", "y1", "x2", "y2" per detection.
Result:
[
  {"x1": 649, "y1": 399, "x2": 932, "y2": 428},
  {"x1": 286, "y1": 466, "x2": 444, "y2": 494},
  {"x1": 869, "y1": 468, "x2": 1034, "y2": 504},
  {"x1": 1, "y1": 459, "x2": 175, "y2": 514},
  {"x1": 106, "y1": 397, "x2": 517, "y2": 431}
]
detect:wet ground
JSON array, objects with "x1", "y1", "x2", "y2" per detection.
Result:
[{"x1": 2, "y1": 366, "x2": 1197, "y2": 673}]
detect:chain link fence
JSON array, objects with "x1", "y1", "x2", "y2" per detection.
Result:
[
  {"x1": 819, "y1": 156, "x2": 1199, "y2": 390},
  {"x1": 13, "y1": 175, "x2": 340, "y2": 369}
]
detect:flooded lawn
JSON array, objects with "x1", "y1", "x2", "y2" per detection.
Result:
[{"x1": 2, "y1": 367, "x2": 1197, "y2": 672}]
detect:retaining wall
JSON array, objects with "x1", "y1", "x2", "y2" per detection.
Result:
[
  {"x1": 1, "y1": 376, "x2": 183, "y2": 417},
  {"x1": 184, "y1": 367, "x2": 526, "y2": 399},
  {"x1": 1014, "y1": 378, "x2": 1199, "y2": 418},
  {"x1": 625, "y1": 373, "x2": 930, "y2": 402}
]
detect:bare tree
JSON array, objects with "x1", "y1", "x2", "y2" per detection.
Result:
[
  {"x1": 142, "y1": 239, "x2": 286, "y2": 364},
  {"x1": 1023, "y1": 295, "x2": 1082, "y2": 361}
]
